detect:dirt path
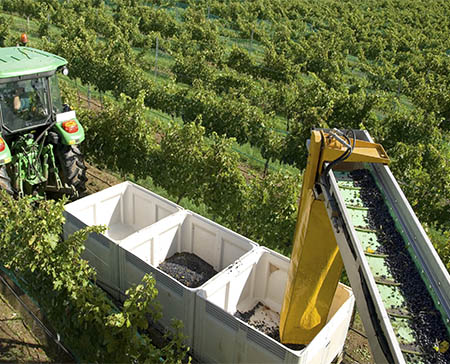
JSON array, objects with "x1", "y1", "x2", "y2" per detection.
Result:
[
  {"x1": 85, "y1": 162, "x2": 123, "y2": 194},
  {"x1": 343, "y1": 311, "x2": 374, "y2": 363},
  {"x1": 0, "y1": 163, "x2": 121, "y2": 363},
  {"x1": 0, "y1": 293, "x2": 51, "y2": 363}
]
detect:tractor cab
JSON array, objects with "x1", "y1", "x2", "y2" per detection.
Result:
[
  {"x1": 0, "y1": 76, "x2": 57, "y2": 133},
  {"x1": 0, "y1": 48, "x2": 67, "y2": 133},
  {"x1": 0, "y1": 46, "x2": 86, "y2": 198}
]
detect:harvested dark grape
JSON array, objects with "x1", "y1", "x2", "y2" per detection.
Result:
[
  {"x1": 347, "y1": 169, "x2": 450, "y2": 364},
  {"x1": 235, "y1": 302, "x2": 305, "y2": 351},
  {"x1": 158, "y1": 252, "x2": 217, "y2": 288}
]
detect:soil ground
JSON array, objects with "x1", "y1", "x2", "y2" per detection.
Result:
[
  {"x1": 0, "y1": 292, "x2": 51, "y2": 363},
  {"x1": 342, "y1": 312, "x2": 374, "y2": 364},
  {"x1": 85, "y1": 162, "x2": 122, "y2": 194}
]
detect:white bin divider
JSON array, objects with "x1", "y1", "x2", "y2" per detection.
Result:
[
  {"x1": 196, "y1": 248, "x2": 263, "y2": 312},
  {"x1": 118, "y1": 210, "x2": 188, "y2": 267},
  {"x1": 63, "y1": 182, "x2": 183, "y2": 299},
  {"x1": 181, "y1": 212, "x2": 258, "y2": 272},
  {"x1": 194, "y1": 247, "x2": 355, "y2": 364},
  {"x1": 64, "y1": 182, "x2": 128, "y2": 227},
  {"x1": 118, "y1": 210, "x2": 258, "y2": 347}
]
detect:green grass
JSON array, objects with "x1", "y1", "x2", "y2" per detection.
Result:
[
  {"x1": 4, "y1": 13, "x2": 40, "y2": 42},
  {"x1": 3, "y1": 10, "x2": 295, "y2": 137},
  {"x1": 1, "y1": 7, "x2": 424, "y2": 179},
  {"x1": 136, "y1": 45, "x2": 175, "y2": 73},
  {"x1": 60, "y1": 73, "x2": 300, "y2": 177},
  {"x1": 231, "y1": 141, "x2": 300, "y2": 175}
]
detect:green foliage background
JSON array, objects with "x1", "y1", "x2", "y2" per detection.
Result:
[
  {"x1": 0, "y1": 193, "x2": 187, "y2": 362},
  {"x1": 0, "y1": 0, "x2": 448, "y2": 263}
]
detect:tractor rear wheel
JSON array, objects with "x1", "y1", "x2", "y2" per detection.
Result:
[
  {"x1": 55, "y1": 145, "x2": 87, "y2": 198},
  {"x1": 0, "y1": 166, "x2": 13, "y2": 195}
]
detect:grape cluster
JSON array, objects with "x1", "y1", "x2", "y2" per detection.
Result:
[
  {"x1": 158, "y1": 252, "x2": 217, "y2": 288},
  {"x1": 350, "y1": 169, "x2": 449, "y2": 364}
]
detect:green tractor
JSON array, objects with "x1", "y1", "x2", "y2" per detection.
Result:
[{"x1": 0, "y1": 46, "x2": 87, "y2": 198}]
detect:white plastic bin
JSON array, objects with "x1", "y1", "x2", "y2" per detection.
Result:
[
  {"x1": 194, "y1": 247, "x2": 355, "y2": 364},
  {"x1": 119, "y1": 210, "x2": 258, "y2": 346},
  {"x1": 63, "y1": 182, "x2": 182, "y2": 296}
]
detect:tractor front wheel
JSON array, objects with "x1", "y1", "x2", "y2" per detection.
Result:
[{"x1": 55, "y1": 145, "x2": 87, "y2": 198}]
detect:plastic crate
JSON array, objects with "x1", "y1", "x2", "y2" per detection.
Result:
[
  {"x1": 63, "y1": 182, "x2": 182, "y2": 296},
  {"x1": 119, "y1": 210, "x2": 258, "y2": 346},
  {"x1": 194, "y1": 247, "x2": 355, "y2": 363}
]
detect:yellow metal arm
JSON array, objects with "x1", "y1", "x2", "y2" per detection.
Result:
[
  {"x1": 279, "y1": 129, "x2": 389, "y2": 345},
  {"x1": 318, "y1": 131, "x2": 389, "y2": 174}
]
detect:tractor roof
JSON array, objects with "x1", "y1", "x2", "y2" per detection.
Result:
[{"x1": 0, "y1": 47, "x2": 67, "y2": 79}]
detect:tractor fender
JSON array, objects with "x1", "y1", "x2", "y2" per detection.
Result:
[
  {"x1": 0, "y1": 136, "x2": 12, "y2": 166},
  {"x1": 53, "y1": 111, "x2": 85, "y2": 145}
]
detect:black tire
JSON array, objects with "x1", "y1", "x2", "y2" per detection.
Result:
[
  {"x1": 0, "y1": 165, "x2": 13, "y2": 195},
  {"x1": 55, "y1": 145, "x2": 87, "y2": 197}
]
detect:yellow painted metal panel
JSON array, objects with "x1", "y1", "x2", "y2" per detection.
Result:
[
  {"x1": 280, "y1": 129, "x2": 390, "y2": 345},
  {"x1": 279, "y1": 200, "x2": 343, "y2": 344},
  {"x1": 319, "y1": 138, "x2": 389, "y2": 174}
]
